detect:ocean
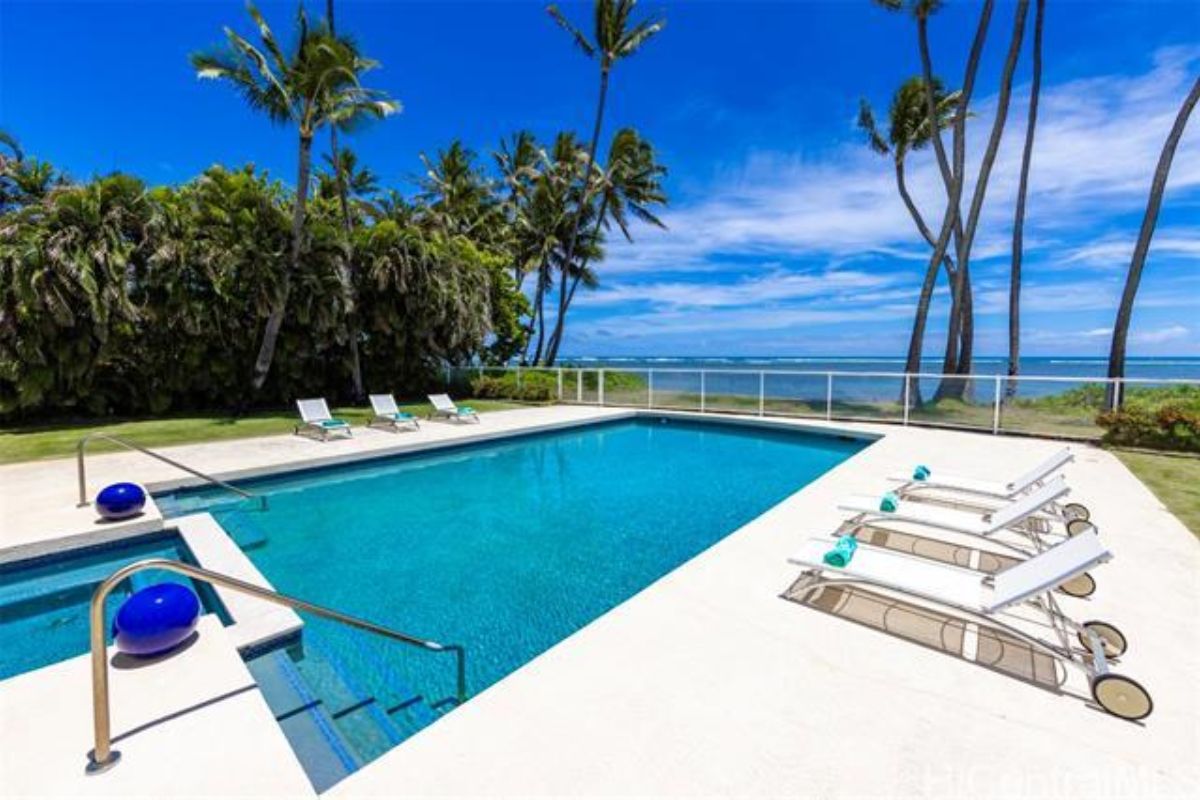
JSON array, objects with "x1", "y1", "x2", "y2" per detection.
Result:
[{"x1": 548, "y1": 357, "x2": 1200, "y2": 402}]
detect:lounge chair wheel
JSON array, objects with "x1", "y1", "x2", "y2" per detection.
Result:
[
  {"x1": 1057, "y1": 571, "x2": 1096, "y2": 598},
  {"x1": 1091, "y1": 674, "x2": 1152, "y2": 721},
  {"x1": 1078, "y1": 620, "x2": 1127, "y2": 658},
  {"x1": 1066, "y1": 518, "x2": 1094, "y2": 537},
  {"x1": 1063, "y1": 502, "x2": 1090, "y2": 522}
]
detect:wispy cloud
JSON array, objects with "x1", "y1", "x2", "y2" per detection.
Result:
[{"x1": 567, "y1": 46, "x2": 1200, "y2": 356}]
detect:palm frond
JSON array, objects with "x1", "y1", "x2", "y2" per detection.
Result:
[{"x1": 547, "y1": 4, "x2": 596, "y2": 58}]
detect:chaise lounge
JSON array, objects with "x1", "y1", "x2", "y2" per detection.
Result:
[{"x1": 294, "y1": 398, "x2": 353, "y2": 441}]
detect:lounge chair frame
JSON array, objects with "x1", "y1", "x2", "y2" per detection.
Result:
[
  {"x1": 840, "y1": 478, "x2": 1081, "y2": 557},
  {"x1": 787, "y1": 531, "x2": 1153, "y2": 720},
  {"x1": 428, "y1": 393, "x2": 479, "y2": 423},
  {"x1": 367, "y1": 394, "x2": 420, "y2": 432},
  {"x1": 294, "y1": 398, "x2": 353, "y2": 442}
]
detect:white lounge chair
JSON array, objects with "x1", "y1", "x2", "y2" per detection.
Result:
[
  {"x1": 368, "y1": 393, "x2": 420, "y2": 432},
  {"x1": 839, "y1": 477, "x2": 1078, "y2": 549},
  {"x1": 294, "y1": 398, "x2": 352, "y2": 441},
  {"x1": 787, "y1": 529, "x2": 1152, "y2": 720},
  {"x1": 887, "y1": 448, "x2": 1090, "y2": 524},
  {"x1": 428, "y1": 393, "x2": 479, "y2": 423}
]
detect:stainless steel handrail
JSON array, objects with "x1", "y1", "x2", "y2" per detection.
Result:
[
  {"x1": 86, "y1": 558, "x2": 467, "y2": 774},
  {"x1": 76, "y1": 432, "x2": 265, "y2": 510}
]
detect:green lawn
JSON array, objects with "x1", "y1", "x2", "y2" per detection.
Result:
[
  {"x1": 1113, "y1": 449, "x2": 1200, "y2": 538},
  {"x1": 0, "y1": 398, "x2": 524, "y2": 465}
]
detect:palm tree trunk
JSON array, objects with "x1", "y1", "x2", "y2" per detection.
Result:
[
  {"x1": 544, "y1": 68, "x2": 611, "y2": 366},
  {"x1": 936, "y1": 0, "x2": 1026, "y2": 402},
  {"x1": 252, "y1": 132, "x2": 312, "y2": 391},
  {"x1": 325, "y1": 0, "x2": 364, "y2": 400},
  {"x1": 944, "y1": 0, "x2": 1028, "y2": 402},
  {"x1": 523, "y1": 266, "x2": 547, "y2": 364},
  {"x1": 1107, "y1": 74, "x2": 1200, "y2": 404},
  {"x1": 544, "y1": 193, "x2": 612, "y2": 364},
  {"x1": 903, "y1": 1, "x2": 993, "y2": 405},
  {"x1": 1008, "y1": 0, "x2": 1044, "y2": 398}
]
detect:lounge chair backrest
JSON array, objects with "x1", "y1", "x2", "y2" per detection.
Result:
[
  {"x1": 988, "y1": 477, "x2": 1068, "y2": 530},
  {"x1": 429, "y1": 393, "x2": 456, "y2": 412},
  {"x1": 1008, "y1": 448, "x2": 1073, "y2": 492},
  {"x1": 370, "y1": 393, "x2": 398, "y2": 416},
  {"x1": 984, "y1": 528, "x2": 1110, "y2": 612},
  {"x1": 297, "y1": 398, "x2": 332, "y2": 423}
]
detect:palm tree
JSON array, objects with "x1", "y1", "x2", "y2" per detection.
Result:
[
  {"x1": 544, "y1": 0, "x2": 664, "y2": 365},
  {"x1": 191, "y1": 3, "x2": 397, "y2": 393},
  {"x1": 1008, "y1": 0, "x2": 1044, "y2": 397},
  {"x1": 1107, "y1": 74, "x2": 1200, "y2": 403},
  {"x1": 417, "y1": 141, "x2": 498, "y2": 239},
  {"x1": 859, "y1": 77, "x2": 959, "y2": 404},
  {"x1": 874, "y1": 0, "x2": 995, "y2": 402},
  {"x1": 543, "y1": 127, "x2": 667, "y2": 363}
]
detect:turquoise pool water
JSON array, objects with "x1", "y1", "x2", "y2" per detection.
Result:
[
  {"x1": 158, "y1": 418, "x2": 864, "y2": 707},
  {"x1": 0, "y1": 532, "x2": 221, "y2": 680}
]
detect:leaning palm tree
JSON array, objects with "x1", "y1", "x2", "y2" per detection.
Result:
[
  {"x1": 543, "y1": 127, "x2": 667, "y2": 364},
  {"x1": 859, "y1": 76, "x2": 959, "y2": 404},
  {"x1": 543, "y1": 0, "x2": 664, "y2": 365},
  {"x1": 1008, "y1": 0, "x2": 1045, "y2": 396},
  {"x1": 1107, "y1": 74, "x2": 1200, "y2": 403},
  {"x1": 191, "y1": 3, "x2": 398, "y2": 393}
]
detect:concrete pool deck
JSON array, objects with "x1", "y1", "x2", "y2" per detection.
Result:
[{"x1": 1, "y1": 406, "x2": 1197, "y2": 797}]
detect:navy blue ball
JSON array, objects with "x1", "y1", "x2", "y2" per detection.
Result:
[
  {"x1": 113, "y1": 583, "x2": 200, "y2": 657},
  {"x1": 96, "y1": 482, "x2": 146, "y2": 520}
]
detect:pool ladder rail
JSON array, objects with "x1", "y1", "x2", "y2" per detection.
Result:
[
  {"x1": 76, "y1": 431, "x2": 266, "y2": 511},
  {"x1": 85, "y1": 558, "x2": 467, "y2": 775}
]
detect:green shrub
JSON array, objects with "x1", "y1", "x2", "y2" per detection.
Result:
[
  {"x1": 469, "y1": 373, "x2": 554, "y2": 403},
  {"x1": 1097, "y1": 403, "x2": 1200, "y2": 453}
]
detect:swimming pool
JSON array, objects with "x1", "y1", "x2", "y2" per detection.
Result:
[
  {"x1": 0, "y1": 532, "x2": 222, "y2": 680},
  {"x1": 157, "y1": 417, "x2": 864, "y2": 778}
]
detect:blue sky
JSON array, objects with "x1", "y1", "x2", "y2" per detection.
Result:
[{"x1": 2, "y1": 0, "x2": 1198, "y2": 358}]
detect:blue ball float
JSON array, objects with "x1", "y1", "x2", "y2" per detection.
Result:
[
  {"x1": 113, "y1": 583, "x2": 200, "y2": 657},
  {"x1": 95, "y1": 482, "x2": 146, "y2": 520}
]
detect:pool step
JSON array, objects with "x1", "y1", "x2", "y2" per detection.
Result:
[
  {"x1": 245, "y1": 648, "x2": 361, "y2": 792},
  {"x1": 217, "y1": 509, "x2": 270, "y2": 550},
  {"x1": 245, "y1": 636, "x2": 444, "y2": 791}
]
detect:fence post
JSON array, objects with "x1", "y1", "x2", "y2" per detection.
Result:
[
  {"x1": 599, "y1": 369, "x2": 606, "y2": 406},
  {"x1": 577, "y1": 369, "x2": 583, "y2": 403},
  {"x1": 758, "y1": 371, "x2": 765, "y2": 417},
  {"x1": 903, "y1": 374, "x2": 911, "y2": 426},
  {"x1": 557, "y1": 368, "x2": 563, "y2": 401},
  {"x1": 700, "y1": 370, "x2": 707, "y2": 413},
  {"x1": 1111, "y1": 379, "x2": 1123, "y2": 411},
  {"x1": 825, "y1": 373, "x2": 833, "y2": 420},
  {"x1": 648, "y1": 370, "x2": 654, "y2": 408},
  {"x1": 992, "y1": 375, "x2": 1002, "y2": 435}
]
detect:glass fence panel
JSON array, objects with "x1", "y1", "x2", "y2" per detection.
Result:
[
  {"x1": 603, "y1": 369, "x2": 650, "y2": 406},
  {"x1": 829, "y1": 373, "x2": 906, "y2": 422},
  {"x1": 578, "y1": 369, "x2": 601, "y2": 404},
  {"x1": 647, "y1": 371, "x2": 702, "y2": 411},
  {"x1": 999, "y1": 377, "x2": 1109, "y2": 439},
  {"x1": 702, "y1": 371, "x2": 763, "y2": 414},
  {"x1": 907, "y1": 374, "x2": 993, "y2": 431},
  {"x1": 761, "y1": 372, "x2": 827, "y2": 417}
]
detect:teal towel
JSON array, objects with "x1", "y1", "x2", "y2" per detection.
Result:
[
  {"x1": 913, "y1": 464, "x2": 931, "y2": 481},
  {"x1": 459, "y1": 406, "x2": 476, "y2": 415},
  {"x1": 880, "y1": 491, "x2": 900, "y2": 512},
  {"x1": 320, "y1": 419, "x2": 348, "y2": 428},
  {"x1": 823, "y1": 535, "x2": 858, "y2": 568},
  {"x1": 392, "y1": 411, "x2": 413, "y2": 420}
]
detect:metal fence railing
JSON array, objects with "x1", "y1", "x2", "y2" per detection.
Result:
[{"x1": 442, "y1": 365, "x2": 1198, "y2": 441}]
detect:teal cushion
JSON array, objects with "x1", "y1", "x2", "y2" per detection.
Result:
[{"x1": 320, "y1": 419, "x2": 348, "y2": 428}]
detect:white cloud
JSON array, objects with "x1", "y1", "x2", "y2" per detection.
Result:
[
  {"x1": 562, "y1": 46, "x2": 1200, "y2": 356},
  {"x1": 1134, "y1": 324, "x2": 1189, "y2": 345}
]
